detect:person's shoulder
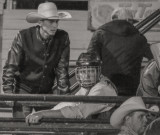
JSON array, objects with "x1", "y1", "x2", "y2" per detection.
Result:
[
  {"x1": 91, "y1": 76, "x2": 117, "y2": 95},
  {"x1": 97, "y1": 22, "x2": 111, "y2": 32},
  {"x1": 56, "y1": 29, "x2": 69, "y2": 36},
  {"x1": 93, "y1": 23, "x2": 112, "y2": 38}
]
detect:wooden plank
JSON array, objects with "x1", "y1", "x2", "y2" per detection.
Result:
[
  {"x1": 70, "y1": 49, "x2": 86, "y2": 60},
  {"x1": 2, "y1": 29, "x2": 92, "y2": 40},
  {"x1": 2, "y1": 40, "x2": 12, "y2": 49},
  {"x1": 2, "y1": 39, "x2": 91, "y2": 50},
  {"x1": 2, "y1": 48, "x2": 86, "y2": 61},
  {"x1": 3, "y1": 10, "x2": 88, "y2": 21},
  {"x1": 3, "y1": 19, "x2": 89, "y2": 30},
  {"x1": 2, "y1": 30, "x2": 92, "y2": 48}
]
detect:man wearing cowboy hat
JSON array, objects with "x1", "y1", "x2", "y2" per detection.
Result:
[
  {"x1": 110, "y1": 97, "x2": 156, "y2": 135},
  {"x1": 2, "y1": 2, "x2": 72, "y2": 118}
]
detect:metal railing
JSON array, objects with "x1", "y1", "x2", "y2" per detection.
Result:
[
  {"x1": 0, "y1": 95, "x2": 159, "y2": 134},
  {"x1": 1, "y1": 94, "x2": 160, "y2": 107}
]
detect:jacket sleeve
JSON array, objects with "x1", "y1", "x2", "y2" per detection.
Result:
[
  {"x1": 2, "y1": 33, "x2": 23, "y2": 94},
  {"x1": 136, "y1": 60, "x2": 159, "y2": 97},
  {"x1": 87, "y1": 30, "x2": 103, "y2": 59},
  {"x1": 60, "y1": 83, "x2": 117, "y2": 118},
  {"x1": 55, "y1": 34, "x2": 70, "y2": 94}
]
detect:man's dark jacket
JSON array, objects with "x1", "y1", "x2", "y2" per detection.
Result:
[
  {"x1": 88, "y1": 20, "x2": 153, "y2": 96},
  {"x1": 3, "y1": 26, "x2": 70, "y2": 94}
]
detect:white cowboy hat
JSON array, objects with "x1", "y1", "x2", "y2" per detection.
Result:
[
  {"x1": 26, "y1": 2, "x2": 72, "y2": 23},
  {"x1": 110, "y1": 97, "x2": 152, "y2": 129}
]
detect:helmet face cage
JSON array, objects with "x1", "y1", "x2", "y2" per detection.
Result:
[{"x1": 75, "y1": 66, "x2": 101, "y2": 88}]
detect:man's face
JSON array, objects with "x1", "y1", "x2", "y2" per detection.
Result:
[
  {"x1": 128, "y1": 111, "x2": 148, "y2": 135},
  {"x1": 40, "y1": 19, "x2": 59, "y2": 37}
]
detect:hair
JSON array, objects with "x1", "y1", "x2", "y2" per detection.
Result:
[{"x1": 111, "y1": 8, "x2": 134, "y2": 22}]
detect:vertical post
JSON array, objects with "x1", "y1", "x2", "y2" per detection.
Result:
[
  {"x1": 0, "y1": 0, "x2": 5, "y2": 93},
  {"x1": 6, "y1": 0, "x2": 13, "y2": 10}
]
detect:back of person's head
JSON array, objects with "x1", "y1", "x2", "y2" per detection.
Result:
[
  {"x1": 75, "y1": 52, "x2": 101, "y2": 88},
  {"x1": 111, "y1": 8, "x2": 138, "y2": 24}
]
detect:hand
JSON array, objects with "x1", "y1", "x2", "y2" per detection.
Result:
[{"x1": 25, "y1": 113, "x2": 43, "y2": 126}]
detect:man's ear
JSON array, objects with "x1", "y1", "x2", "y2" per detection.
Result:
[{"x1": 125, "y1": 115, "x2": 131, "y2": 122}]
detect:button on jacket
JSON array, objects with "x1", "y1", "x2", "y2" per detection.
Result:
[{"x1": 3, "y1": 25, "x2": 70, "y2": 94}]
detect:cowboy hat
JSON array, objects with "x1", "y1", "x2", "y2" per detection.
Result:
[
  {"x1": 26, "y1": 2, "x2": 72, "y2": 23},
  {"x1": 110, "y1": 97, "x2": 152, "y2": 129},
  {"x1": 111, "y1": 8, "x2": 138, "y2": 24}
]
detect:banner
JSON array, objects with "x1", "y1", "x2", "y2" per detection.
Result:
[{"x1": 88, "y1": 0, "x2": 160, "y2": 31}]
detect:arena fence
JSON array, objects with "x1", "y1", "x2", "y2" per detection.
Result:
[{"x1": 0, "y1": 95, "x2": 159, "y2": 134}]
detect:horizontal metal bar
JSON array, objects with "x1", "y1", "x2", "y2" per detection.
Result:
[
  {"x1": 0, "y1": 122, "x2": 119, "y2": 133},
  {"x1": 0, "y1": 131, "x2": 77, "y2": 135},
  {"x1": 1, "y1": 94, "x2": 160, "y2": 104},
  {"x1": 0, "y1": 101, "x2": 58, "y2": 107},
  {"x1": 0, "y1": 117, "x2": 110, "y2": 124}
]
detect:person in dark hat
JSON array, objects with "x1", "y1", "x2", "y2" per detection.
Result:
[
  {"x1": 2, "y1": 2, "x2": 72, "y2": 118},
  {"x1": 25, "y1": 52, "x2": 117, "y2": 125},
  {"x1": 87, "y1": 8, "x2": 153, "y2": 96}
]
